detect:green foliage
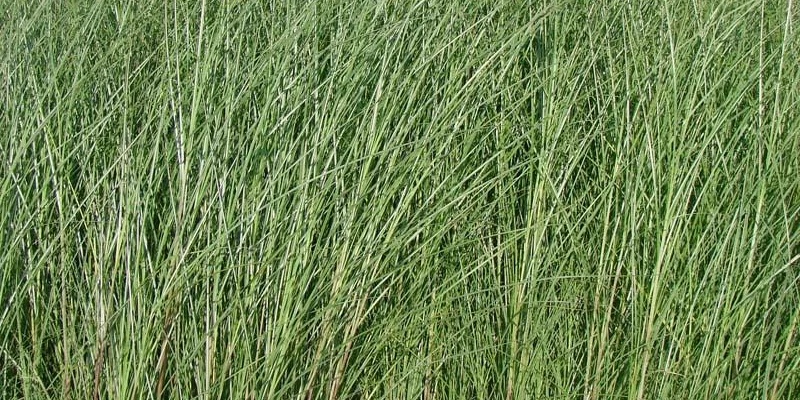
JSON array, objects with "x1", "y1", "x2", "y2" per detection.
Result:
[{"x1": 1, "y1": 0, "x2": 798, "y2": 398}]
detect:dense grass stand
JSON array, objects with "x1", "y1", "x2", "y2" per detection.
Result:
[{"x1": 0, "y1": 0, "x2": 798, "y2": 398}]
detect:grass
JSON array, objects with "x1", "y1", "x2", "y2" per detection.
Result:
[{"x1": 0, "y1": 0, "x2": 798, "y2": 398}]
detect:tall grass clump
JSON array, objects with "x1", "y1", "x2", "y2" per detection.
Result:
[{"x1": 1, "y1": 0, "x2": 798, "y2": 398}]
